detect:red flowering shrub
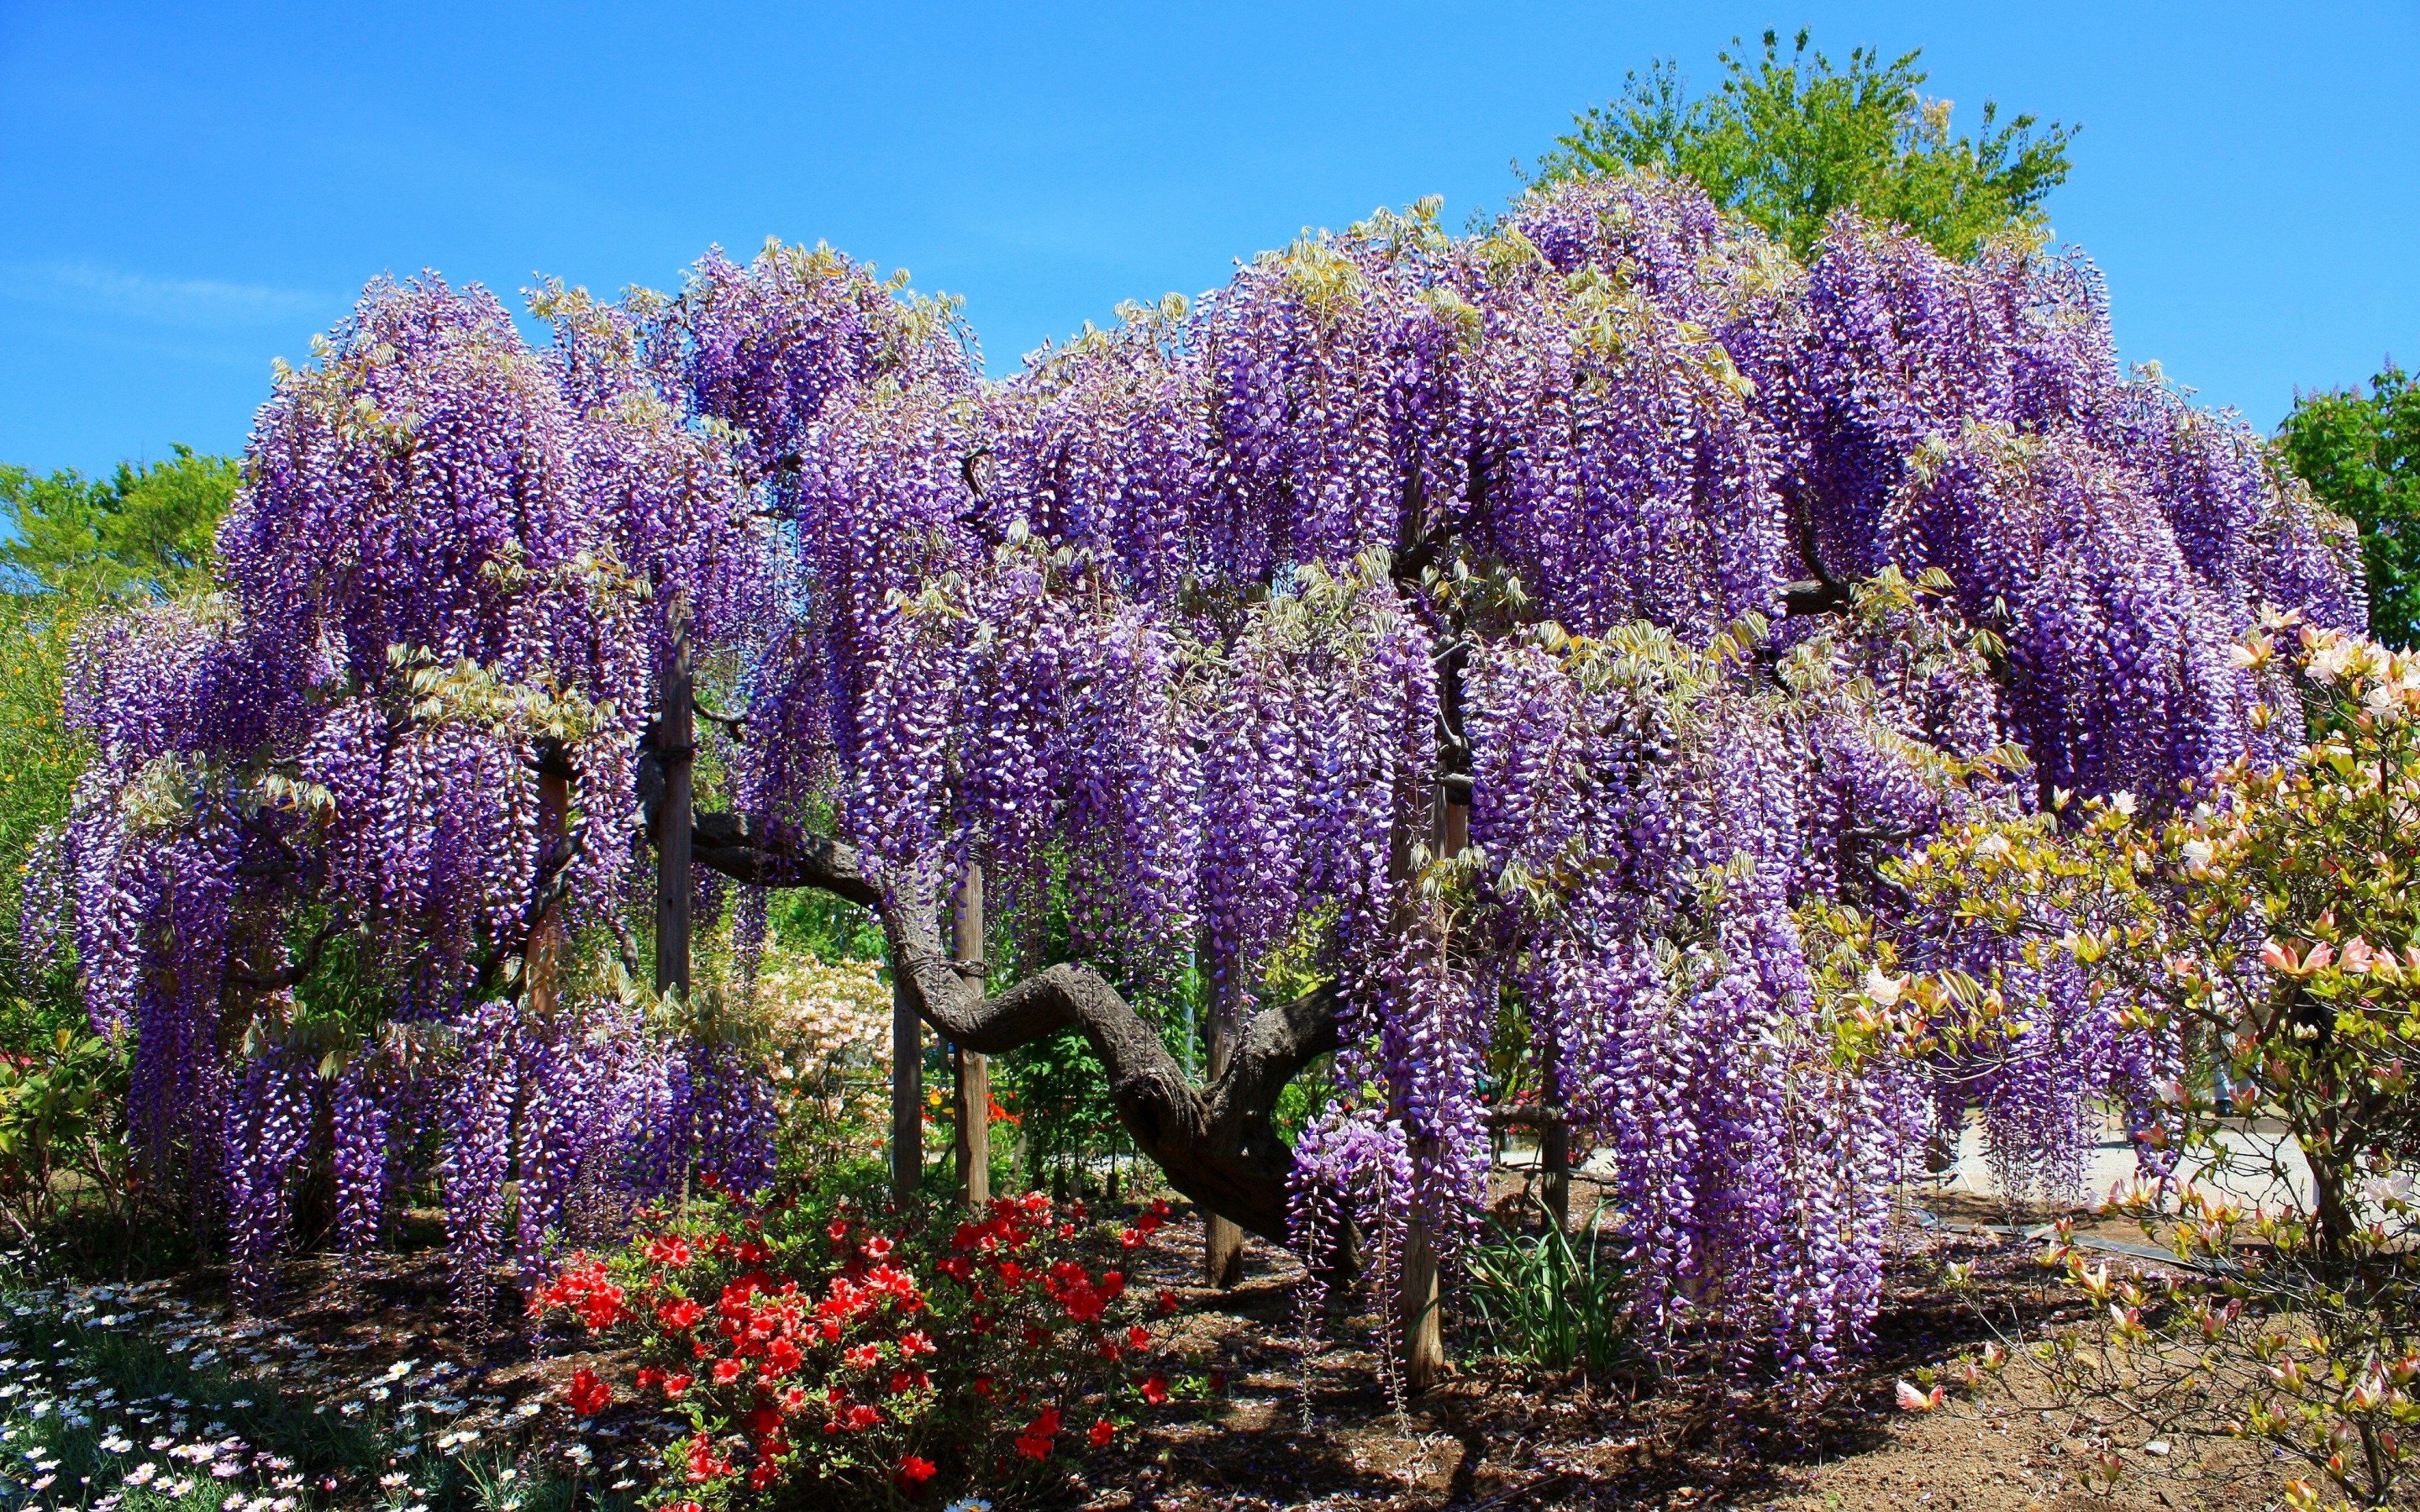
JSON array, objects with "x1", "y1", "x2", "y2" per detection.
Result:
[
  {"x1": 536, "y1": 1188, "x2": 1180, "y2": 1508},
  {"x1": 567, "y1": 1365, "x2": 613, "y2": 1416}
]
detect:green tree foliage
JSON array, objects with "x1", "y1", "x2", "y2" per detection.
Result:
[
  {"x1": 0, "y1": 448, "x2": 240, "y2": 1013},
  {"x1": 0, "y1": 596, "x2": 92, "y2": 1012},
  {"x1": 1534, "y1": 29, "x2": 2075, "y2": 260},
  {"x1": 0, "y1": 444, "x2": 236, "y2": 600},
  {"x1": 2277, "y1": 365, "x2": 2420, "y2": 648}
]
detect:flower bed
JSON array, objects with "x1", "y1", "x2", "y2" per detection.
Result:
[{"x1": 534, "y1": 1187, "x2": 1181, "y2": 1509}]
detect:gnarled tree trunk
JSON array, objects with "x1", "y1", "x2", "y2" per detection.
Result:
[{"x1": 687, "y1": 815, "x2": 1338, "y2": 1243}]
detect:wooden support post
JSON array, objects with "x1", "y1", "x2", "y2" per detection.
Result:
[
  {"x1": 892, "y1": 963, "x2": 922, "y2": 1204},
  {"x1": 1202, "y1": 1011, "x2": 1245, "y2": 1288},
  {"x1": 1541, "y1": 1112, "x2": 1570, "y2": 1233},
  {"x1": 651, "y1": 599, "x2": 693, "y2": 1000},
  {"x1": 1400, "y1": 1161, "x2": 1444, "y2": 1386},
  {"x1": 951, "y1": 864, "x2": 989, "y2": 1210},
  {"x1": 526, "y1": 755, "x2": 571, "y2": 1019},
  {"x1": 1399, "y1": 795, "x2": 1466, "y2": 1393},
  {"x1": 1541, "y1": 1041, "x2": 1570, "y2": 1233}
]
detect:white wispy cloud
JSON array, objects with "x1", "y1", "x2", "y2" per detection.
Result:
[{"x1": 0, "y1": 260, "x2": 331, "y2": 326}]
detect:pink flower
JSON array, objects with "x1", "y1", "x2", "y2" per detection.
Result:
[{"x1": 1895, "y1": 1379, "x2": 1944, "y2": 1413}]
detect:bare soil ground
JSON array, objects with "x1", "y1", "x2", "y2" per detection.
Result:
[{"x1": 1061, "y1": 1211, "x2": 2286, "y2": 1512}]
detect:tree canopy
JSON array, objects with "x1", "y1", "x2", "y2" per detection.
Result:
[
  {"x1": 1534, "y1": 29, "x2": 2075, "y2": 260},
  {"x1": 0, "y1": 444, "x2": 237, "y2": 601},
  {"x1": 2277, "y1": 363, "x2": 2420, "y2": 648},
  {"x1": 39, "y1": 175, "x2": 2359, "y2": 1369},
  {"x1": 0, "y1": 445, "x2": 239, "y2": 1021}
]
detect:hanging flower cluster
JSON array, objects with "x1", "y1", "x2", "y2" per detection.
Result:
[{"x1": 55, "y1": 273, "x2": 795, "y2": 1304}]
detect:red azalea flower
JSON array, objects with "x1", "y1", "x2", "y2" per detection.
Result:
[
  {"x1": 844, "y1": 1344, "x2": 881, "y2": 1370},
  {"x1": 898, "y1": 1455, "x2": 937, "y2": 1485},
  {"x1": 566, "y1": 1367, "x2": 610, "y2": 1416},
  {"x1": 1141, "y1": 1373, "x2": 1170, "y2": 1405},
  {"x1": 1155, "y1": 1289, "x2": 1180, "y2": 1315},
  {"x1": 1013, "y1": 1405, "x2": 1062, "y2": 1459},
  {"x1": 657, "y1": 1297, "x2": 704, "y2": 1331},
  {"x1": 684, "y1": 1432, "x2": 731, "y2": 1483},
  {"x1": 636, "y1": 1367, "x2": 664, "y2": 1392},
  {"x1": 1127, "y1": 1325, "x2": 1150, "y2": 1351},
  {"x1": 827, "y1": 1218, "x2": 850, "y2": 1242},
  {"x1": 711, "y1": 1358, "x2": 744, "y2": 1386},
  {"x1": 663, "y1": 1372, "x2": 692, "y2": 1398},
  {"x1": 898, "y1": 1329, "x2": 935, "y2": 1356},
  {"x1": 863, "y1": 1235, "x2": 894, "y2": 1260},
  {"x1": 1090, "y1": 1419, "x2": 1115, "y2": 1448}
]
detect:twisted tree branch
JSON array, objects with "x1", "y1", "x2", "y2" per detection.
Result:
[{"x1": 688, "y1": 815, "x2": 1338, "y2": 1240}]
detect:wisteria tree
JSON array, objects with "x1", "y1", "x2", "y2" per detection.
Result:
[{"x1": 43, "y1": 174, "x2": 2360, "y2": 1374}]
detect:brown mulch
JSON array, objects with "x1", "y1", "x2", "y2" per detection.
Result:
[{"x1": 179, "y1": 1196, "x2": 2294, "y2": 1511}]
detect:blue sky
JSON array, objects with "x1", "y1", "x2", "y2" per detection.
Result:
[{"x1": 1, "y1": 1, "x2": 2413, "y2": 476}]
